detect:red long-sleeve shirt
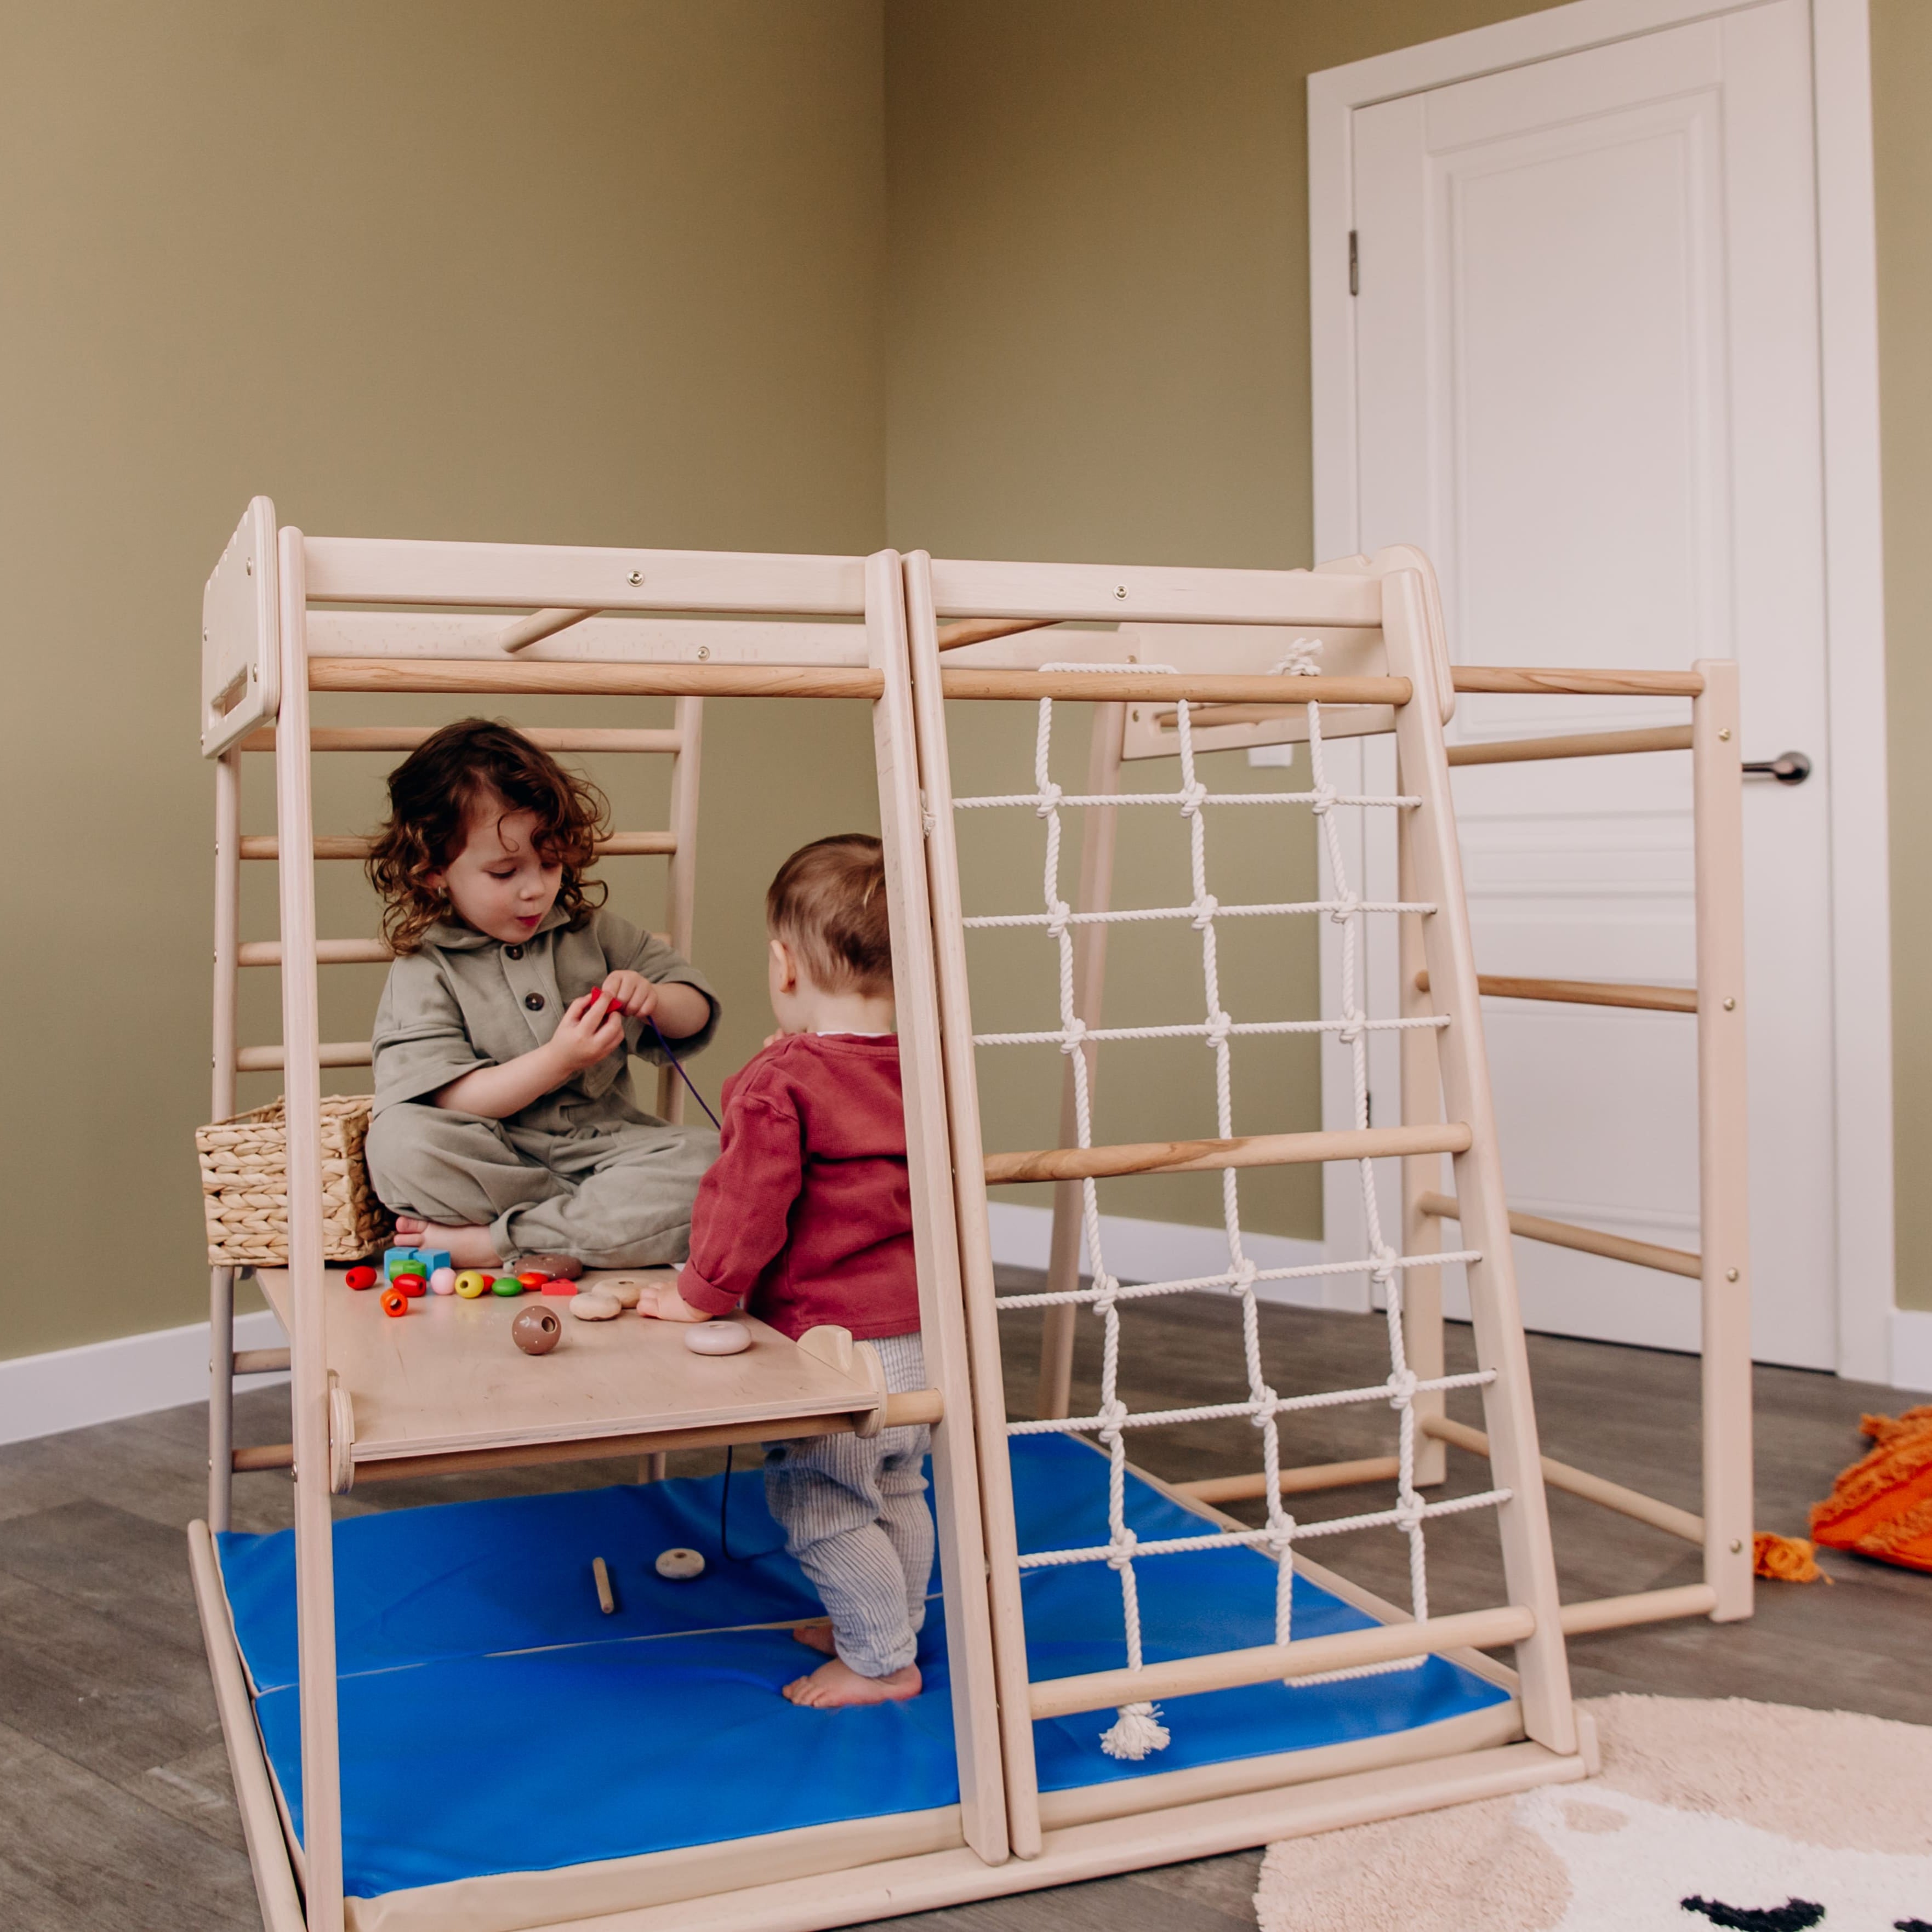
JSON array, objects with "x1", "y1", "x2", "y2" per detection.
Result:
[{"x1": 675, "y1": 1033, "x2": 919, "y2": 1340}]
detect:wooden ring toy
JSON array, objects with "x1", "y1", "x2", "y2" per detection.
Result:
[
  {"x1": 654, "y1": 1547, "x2": 706, "y2": 1581},
  {"x1": 569, "y1": 1291, "x2": 622, "y2": 1321},
  {"x1": 511, "y1": 1307, "x2": 562, "y2": 1355},
  {"x1": 379, "y1": 1287, "x2": 408, "y2": 1318},
  {"x1": 685, "y1": 1320, "x2": 752, "y2": 1357},
  {"x1": 453, "y1": 1270, "x2": 492, "y2": 1300}
]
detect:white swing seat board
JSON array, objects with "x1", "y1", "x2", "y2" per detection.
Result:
[
  {"x1": 187, "y1": 1439, "x2": 1541, "y2": 1932},
  {"x1": 250, "y1": 1267, "x2": 885, "y2": 1469}
]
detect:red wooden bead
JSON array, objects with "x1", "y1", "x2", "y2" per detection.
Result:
[
  {"x1": 517, "y1": 1271, "x2": 548, "y2": 1290},
  {"x1": 345, "y1": 1266, "x2": 379, "y2": 1290},
  {"x1": 380, "y1": 1287, "x2": 408, "y2": 1317},
  {"x1": 539, "y1": 1278, "x2": 578, "y2": 1296},
  {"x1": 397, "y1": 1274, "x2": 428, "y2": 1297}
]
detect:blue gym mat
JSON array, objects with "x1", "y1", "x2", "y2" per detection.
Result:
[{"x1": 217, "y1": 1434, "x2": 1510, "y2": 1899}]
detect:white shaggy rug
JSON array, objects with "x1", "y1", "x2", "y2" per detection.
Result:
[{"x1": 1255, "y1": 1696, "x2": 1932, "y2": 1932}]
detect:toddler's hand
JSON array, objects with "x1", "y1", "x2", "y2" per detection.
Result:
[
  {"x1": 597, "y1": 970, "x2": 659, "y2": 1023},
  {"x1": 550, "y1": 990, "x2": 627, "y2": 1074},
  {"x1": 637, "y1": 1280, "x2": 713, "y2": 1324}
]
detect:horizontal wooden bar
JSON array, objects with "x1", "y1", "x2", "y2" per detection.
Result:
[
  {"x1": 495, "y1": 606, "x2": 596, "y2": 653},
  {"x1": 1446, "y1": 725, "x2": 1694, "y2": 766},
  {"x1": 232, "y1": 1444, "x2": 293, "y2": 1472},
  {"x1": 236, "y1": 1042, "x2": 372, "y2": 1072},
  {"x1": 1452, "y1": 665, "x2": 1705, "y2": 697},
  {"x1": 1558, "y1": 1583, "x2": 1718, "y2": 1636},
  {"x1": 232, "y1": 1348, "x2": 290, "y2": 1376},
  {"x1": 985, "y1": 1122, "x2": 1471, "y2": 1187},
  {"x1": 1028, "y1": 1604, "x2": 1537, "y2": 1721},
  {"x1": 1171, "y1": 1456, "x2": 1401, "y2": 1505},
  {"x1": 1418, "y1": 1189, "x2": 1701, "y2": 1279},
  {"x1": 309, "y1": 657, "x2": 883, "y2": 699},
  {"x1": 926, "y1": 557, "x2": 1384, "y2": 627},
  {"x1": 237, "y1": 939, "x2": 394, "y2": 967},
  {"x1": 936, "y1": 617, "x2": 1060, "y2": 652},
  {"x1": 941, "y1": 669, "x2": 1409, "y2": 706},
  {"x1": 1421, "y1": 1415, "x2": 1705, "y2": 1543},
  {"x1": 239, "y1": 831, "x2": 675, "y2": 860},
  {"x1": 241, "y1": 726, "x2": 683, "y2": 754},
  {"x1": 1417, "y1": 969, "x2": 1697, "y2": 1015}
]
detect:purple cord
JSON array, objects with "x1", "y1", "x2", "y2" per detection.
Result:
[{"x1": 645, "y1": 1013, "x2": 722, "y2": 1130}]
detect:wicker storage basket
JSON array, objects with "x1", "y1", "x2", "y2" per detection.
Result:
[{"x1": 196, "y1": 1095, "x2": 394, "y2": 1266}]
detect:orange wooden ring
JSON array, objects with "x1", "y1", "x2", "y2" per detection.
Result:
[{"x1": 380, "y1": 1287, "x2": 408, "y2": 1317}]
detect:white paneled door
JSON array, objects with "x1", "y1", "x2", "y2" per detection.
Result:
[{"x1": 1348, "y1": 2, "x2": 1835, "y2": 1366}]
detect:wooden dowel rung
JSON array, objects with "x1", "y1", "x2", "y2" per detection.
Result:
[
  {"x1": 237, "y1": 939, "x2": 395, "y2": 967},
  {"x1": 308, "y1": 658, "x2": 885, "y2": 699},
  {"x1": 1446, "y1": 725, "x2": 1694, "y2": 766},
  {"x1": 1417, "y1": 1189, "x2": 1701, "y2": 1279},
  {"x1": 1451, "y1": 665, "x2": 1706, "y2": 697},
  {"x1": 495, "y1": 606, "x2": 597, "y2": 653},
  {"x1": 240, "y1": 831, "x2": 675, "y2": 860},
  {"x1": 1171, "y1": 1456, "x2": 1400, "y2": 1504},
  {"x1": 1417, "y1": 970, "x2": 1697, "y2": 1015},
  {"x1": 1558, "y1": 1583, "x2": 1718, "y2": 1635},
  {"x1": 232, "y1": 1348, "x2": 290, "y2": 1375},
  {"x1": 235, "y1": 1042, "x2": 373, "y2": 1072},
  {"x1": 985, "y1": 1122, "x2": 1470, "y2": 1186},
  {"x1": 232, "y1": 1443, "x2": 294, "y2": 1472},
  {"x1": 1027, "y1": 1603, "x2": 1536, "y2": 1720},
  {"x1": 1421, "y1": 1415, "x2": 1705, "y2": 1543},
  {"x1": 936, "y1": 617, "x2": 1061, "y2": 652},
  {"x1": 242, "y1": 726, "x2": 683, "y2": 754},
  {"x1": 942, "y1": 670, "x2": 1410, "y2": 706}
]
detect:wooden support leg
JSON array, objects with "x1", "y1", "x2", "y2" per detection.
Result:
[
  {"x1": 1692, "y1": 660, "x2": 1754, "y2": 1621},
  {"x1": 209, "y1": 747, "x2": 241, "y2": 1533}
]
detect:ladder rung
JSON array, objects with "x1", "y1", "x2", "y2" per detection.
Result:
[
  {"x1": 942, "y1": 669, "x2": 1410, "y2": 707},
  {"x1": 236, "y1": 1042, "x2": 373, "y2": 1072},
  {"x1": 232, "y1": 1443, "x2": 294, "y2": 1472},
  {"x1": 233, "y1": 1348, "x2": 290, "y2": 1375},
  {"x1": 307, "y1": 658, "x2": 884, "y2": 699},
  {"x1": 984, "y1": 1122, "x2": 1470, "y2": 1186},
  {"x1": 1446, "y1": 725, "x2": 1693, "y2": 767},
  {"x1": 241, "y1": 726, "x2": 684, "y2": 754},
  {"x1": 237, "y1": 939, "x2": 394, "y2": 967},
  {"x1": 1451, "y1": 665, "x2": 1705, "y2": 697},
  {"x1": 1417, "y1": 1190, "x2": 1701, "y2": 1279},
  {"x1": 1417, "y1": 969, "x2": 1696, "y2": 1015},
  {"x1": 239, "y1": 831, "x2": 676, "y2": 860}
]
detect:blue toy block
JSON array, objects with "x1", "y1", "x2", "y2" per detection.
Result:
[
  {"x1": 415, "y1": 1248, "x2": 453, "y2": 1275},
  {"x1": 384, "y1": 1246, "x2": 424, "y2": 1279}
]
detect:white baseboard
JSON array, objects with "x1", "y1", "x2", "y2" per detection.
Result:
[
  {"x1": 985, "y1": 1204, "x2": 1342, "y2": 1308},
  {"x1": 0, "y1": 1307, "x2": 289, "y2": 1449},
  {"x1": 1889, "y1": 1308, "x2": 1932, "y2": 1394}
]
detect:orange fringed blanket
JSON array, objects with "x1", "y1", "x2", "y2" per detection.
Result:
[{"x1": 1809, "y1": 1405, "x2": 1932, "y2": 1574}]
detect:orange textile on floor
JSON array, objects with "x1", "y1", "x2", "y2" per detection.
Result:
[
  {"x1": 1809, "y1": 1405, "x2": 1932, "y2": 1574},
  {"x1": 1752, "y1": 1531, "x2": 1825, "y2": 1582}
]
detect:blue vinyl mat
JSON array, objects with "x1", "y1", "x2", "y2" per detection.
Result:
[{"x1": 217, "y1": 1435, "x2": 1510, "y2": 1899}]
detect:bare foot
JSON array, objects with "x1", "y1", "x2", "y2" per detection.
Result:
[
  {"x1": 782, "y1": 1657, "x2": 921, "y2": 1709},
  {"x1": 791, "y1": 1621, "x2": 835, "y2": 1655},
  {"x1": 394, "y1": 1218, "x2": 501, "y2": 1269}
]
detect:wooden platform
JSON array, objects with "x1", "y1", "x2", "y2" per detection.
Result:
[{"x1": 252, "y1": 1269, "x2": 886, "y2": 1480}]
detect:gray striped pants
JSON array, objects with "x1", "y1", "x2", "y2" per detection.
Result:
[{"x1": 763, "y1": 1331, "x2": 933, "y2": 1679}]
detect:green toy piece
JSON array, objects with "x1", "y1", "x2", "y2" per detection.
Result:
[{"x1": 491, "y1": 1276, "x2": 525, "y2": 1296}]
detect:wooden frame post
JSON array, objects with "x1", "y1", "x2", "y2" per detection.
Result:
[
  {"x1": 209, "y1": 747, "x2": 242, "y2": 1531},
  {"x1": 1037, "y1": 700, "x2": 1125, "y2": 1420},
  {"x1": 1692, "y1": 658, "x2": 1753, "y2": 1619},
  {"x1": 655, "y1": 694, "x2": 703, "y2": 1123}
]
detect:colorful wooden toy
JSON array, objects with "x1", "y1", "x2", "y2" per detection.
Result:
[
  {"x1": 428, "y1": 1267, "x2": 457, "y2": 1295},
  {"x1": 569, "y1": 1291, "x2": 622, "y2": 1321},
  {"x1": 685, "y1": 1319, "x2": 751, "y2": 1357},
  {"x1": 415, "y1": 1248, "x2": 452, "y2": 1274},
  {"x1": 511, "y1": 1307, "x2": 562, "y2": 1356},
  {"x1": 345, "y1": 1266, "x2": 379, "y2": 1291},
  {"x1": 379, "y1": 1287, "x2": 408, "y2": 1318},
  {"x1": 516, "y1": 1270, "x2": 548, "y2": 1290},
  {"x1": 383, "y1": 1246, "x2": 423, "y2": 1279},
  {"x1": 492, "y1": 1276, "x2": 526, "y2": 1297},
  {"x1": 396, "y1": 1274, "x2": 428, "y2": 1297},
  {"x1": 539, "y1": 1278, "x2": 578, "y2": 1296},
  {"x1": 603, "y1": 1278, "x2": 645, "y2": 1309},
  {"x1": 453, "y1": 1270, "x2": 492, "y2": 1300}
]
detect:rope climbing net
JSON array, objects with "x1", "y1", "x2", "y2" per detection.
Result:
[{"x1": 955, "y1": 661, "x2": 1511, "y2": 1759}]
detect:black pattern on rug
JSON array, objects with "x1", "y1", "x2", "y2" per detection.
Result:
[{"x1": 1680, "y1": 1900, "x2": 1825, "y2": 1930}]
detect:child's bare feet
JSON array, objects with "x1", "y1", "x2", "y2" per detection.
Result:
[
  {"x1": 783, "y1": 1657, "x2": 921, "y2": 1709},
  {"x1": 792, "y1": 1620, "x2": 835, "y2": 1655},
  {"x1": 394, "y1": 1218, "x2": 501, "y2": 1269}
]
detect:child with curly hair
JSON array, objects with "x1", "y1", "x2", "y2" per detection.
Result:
[{"x1": 362, "y1": 718, "x2": 720, "y2": 1273}]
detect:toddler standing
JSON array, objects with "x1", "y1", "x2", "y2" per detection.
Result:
[
  {"x1": 639, "y1": 834, "x2": 930, "y2": 1710},
  {"x1": 363, "y1": 719, "x2": 721, "y2": 1273}
]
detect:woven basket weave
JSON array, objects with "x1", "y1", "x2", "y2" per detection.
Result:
[{"x1": 196, "y1": 1095, "x2": 394, "y2": 1265}]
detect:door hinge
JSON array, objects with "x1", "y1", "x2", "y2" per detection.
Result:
[{"x1": 1348, "y1": 230, "x2": 1359, "y2": 297}]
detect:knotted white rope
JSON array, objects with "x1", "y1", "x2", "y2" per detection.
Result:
[{"x1": 956, "y1": 646, "x2": 1505, "y2": 1755}]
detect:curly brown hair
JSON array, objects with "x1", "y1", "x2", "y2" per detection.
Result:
[
  {"x1": 366, "y1": 719, "x2": 610, "y2": 953},
  {"x1": 766, "y1": 834, "x2": 892, "y2": 994}
]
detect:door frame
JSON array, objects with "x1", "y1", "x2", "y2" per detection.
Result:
[{"x1": 1307, "y1": 0, "x2": 1894, "y2": 1381}]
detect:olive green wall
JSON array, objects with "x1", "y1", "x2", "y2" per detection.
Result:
[{"x1": 0, "y1": 0, "x2": 888, "y2": 1361}]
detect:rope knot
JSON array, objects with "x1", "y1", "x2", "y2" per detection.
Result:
[
  {"x1": 1387, "y1": 1367, "x2": 1419, "y2": 1410},
  {"x1": 1328, "y1": 891, "x2": 1360, "y2": 927},
  {"x1": 1189, "y1": 893, "x2": 1219, "y2": 930},
  {"x1": 1034, "y1": 781, "x2": 1064, "y2": 818},
  {"x1": 1394, "y1": 1491, "x2": 1427, "y2": 1534},
  {"x1": 1044, "y1": 899, "x2": 1073, "y2": 941},
  {"x1": 1337, "y1": 1007, "x2": 1365, "y2": 1045},
  {"x1": 1230, "y1": 1256, "x2": 1258, "y2": 1291},
  {"x1": 1057, "y1": 1015, "x2": 1087, "y2": 1053},
  {"x1": 1105, "y1": 1527, "x2": 1139, "y2": 1570},
  {"x1": 1310, "y1": 784, "x2": 1338, "y2": 817},
  {"x1": 1249, "y1": 1387, "x2": 1279, "y2": 1426},
  {"x1": 1179, "y1": 779, "x2": 1209, "y2": 818},
  {"x1": 1097, "y1": 1398, "x2": 1130, "y2": 1439},
  {"x1": 1204, "y1": 1009, "x2": 1233, "y2": 1047},
  {"x1": 1270, "y1": 638, "x2": 1324, "y2": 677}
]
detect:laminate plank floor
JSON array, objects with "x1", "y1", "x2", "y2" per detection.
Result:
[{"x1": 1, "y1": 1279, "x2": 1924, "y2": 1930}]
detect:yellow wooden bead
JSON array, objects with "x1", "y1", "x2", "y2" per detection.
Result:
[{"x1": 453, "y1": 1269, "x2": 492, "y2": 1300}]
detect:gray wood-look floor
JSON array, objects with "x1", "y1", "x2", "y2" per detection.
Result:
[{"x1": 2, "y1": 1278, "x2": 1925, "y2": 1931}]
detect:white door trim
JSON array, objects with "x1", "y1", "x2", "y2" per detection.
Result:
[{"x1": 1308, "y1": 0, "x2": 1896, "y2": 1381}]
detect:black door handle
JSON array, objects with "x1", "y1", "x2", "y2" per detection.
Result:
[{"x1": 1742, "y1": 750, "x2": 1810, "y2": 784}]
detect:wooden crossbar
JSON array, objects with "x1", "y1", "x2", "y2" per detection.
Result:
[
  {"x1": 984, "y1": 1122, "x2": 1471, "y2": 1186},
  {"x1": 236, "y1": 1042, "x2": 372, "y2": 1072},
  {"x1": 1422, "y1": 1415, "x2": 1704, "y2": 1543},
  {"x1": 1417, "y1": 970, "x2": 1697, "y2": 1015},
  {"x1": 941, "y1": 669, "x2": 1409, "y2": 706},
  {"x1": 1559, "y1": 1585, "x2": 1718, "y2": 1635},
  {"x1": 233, "y1": 1348, "x2": 291, "y2": 1376},
  {"x1": 1027, "y1": 1604, "x2": 1537, "y2": 1720},
  {"x1": 1451, "y1": 666, "x2": 1706, "y2": 697},
  {"x1": 1418, "y1": 1189, "x2": 1701, "y2": 1279},
  {"x1": 1447, "y1": 725, "x2": 1694, "y2": 766},
  {"x1": 1171, "y1": 1456, "x2": 1401, "y2": 1504},
  {"x1": 238, "y1": 940, "x2": 392, "y2": 967},
  {"x1": 241, "y1": 726, "x2": 683, "y2": 754},
  {"x1": 308, "y1": 658, "x2": 884, "y2": 699},
  {"x1": 494, "y1": 607, "x2": 596, "y2": 653},
  {"x1": 936, "y1": 617, "x2": 1060, "y2": 652},
  {"x1": 240, "y1": 831, "x2": 675, "y2": 861}
]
